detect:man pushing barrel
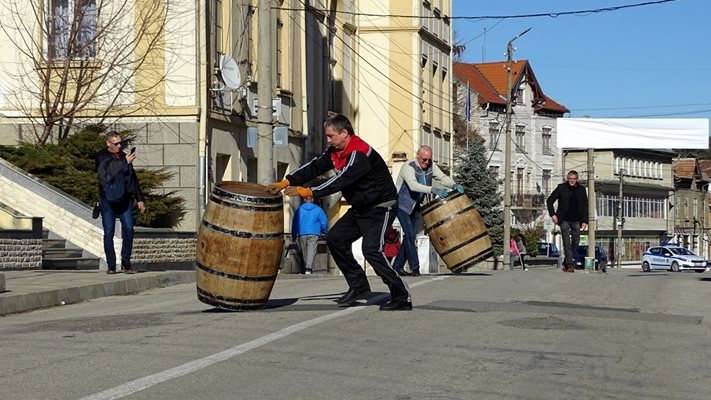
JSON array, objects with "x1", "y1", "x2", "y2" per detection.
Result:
[
  {"x1": 267, "y1": 114, "x2": 412, "y2": 311},
  {"x1": 392, "y1": 145, "x2": 464, "y2": 277}
]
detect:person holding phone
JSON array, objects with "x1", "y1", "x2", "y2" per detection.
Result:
[{"x1": 95, "y1": 131, "x2": 146, "y2": 274}]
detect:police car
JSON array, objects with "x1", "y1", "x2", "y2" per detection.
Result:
[{"x1": 641, "y1": 245, "x2": 708, "y2": 273}]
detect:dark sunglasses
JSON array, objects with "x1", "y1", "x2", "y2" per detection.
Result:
[{"x1": 109, "y1": 141, "x2": 122, "y2": 146}]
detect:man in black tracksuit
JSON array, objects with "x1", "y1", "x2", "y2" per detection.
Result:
[
  {"x1": 267, "y1": 114, "x2": 411, "y2": 310},
  {"x1": 546, "y1": 170, "x2": 588, "y2": 272}
]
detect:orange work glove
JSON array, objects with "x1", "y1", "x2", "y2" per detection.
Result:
[
  {"x1": 266, "y1": 179, "x2": 290, "y2": 194},
  {"x1": 284, "y1": 186, "x2": 313, "y2": 198}
]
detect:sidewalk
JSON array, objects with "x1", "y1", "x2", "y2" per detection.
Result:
[{"x1": 0, "y1": 270, "x2": 196, "y2": 316}]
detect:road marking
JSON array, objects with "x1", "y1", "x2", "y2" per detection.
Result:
[{"x1": 78, "y1": 276, "x2": 447, "y2": 400}]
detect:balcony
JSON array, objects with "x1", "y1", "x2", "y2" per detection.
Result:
[{"x1": 511, "y1": 193, "x2": 546, "y2": 209}]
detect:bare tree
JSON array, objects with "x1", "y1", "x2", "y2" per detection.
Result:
[{"x1": 0, "y1": 0, "x2": 175, "y2": 144}]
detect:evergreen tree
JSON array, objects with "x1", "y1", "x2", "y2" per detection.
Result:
[
  {"x1": 0, "y1": 125, "x2": 186, "y2": 228},
  {"x1": 453, "y1": 136, "x2": 504, "y2": 256}
]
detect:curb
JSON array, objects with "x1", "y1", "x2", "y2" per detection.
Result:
[{"x1": 0, "y1": 271, "x2": 195, "y2": 317}]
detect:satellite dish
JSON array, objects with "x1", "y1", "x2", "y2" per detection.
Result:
[{"x1": 219, "y1": 55, "x2": 242, "y2": 90}]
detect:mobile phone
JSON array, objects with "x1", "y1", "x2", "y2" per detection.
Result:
[{"x1": 130, "y1": 147, "x2": 136, "y2": 155}]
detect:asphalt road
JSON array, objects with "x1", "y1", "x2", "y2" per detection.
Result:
[{"x1": 2, "y1": 267, "x2": 711, "y2": 400}]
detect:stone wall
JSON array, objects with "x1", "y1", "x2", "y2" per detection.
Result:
[
  {"x1": 133, "y1": 237, "x2": 196, "y2": 264},
  {"x1": 0, "y1": 239, "x2": 42, "y2": 270},
  {"x1": 131, "y1": 230, "x2": 196, "y2": 270}
]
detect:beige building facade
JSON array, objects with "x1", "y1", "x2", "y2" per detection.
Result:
[{"x1": 0, "y1": 0, "x2": 453, "y2": 235}]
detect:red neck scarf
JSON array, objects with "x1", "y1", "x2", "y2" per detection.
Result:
[{"x1": 330, "y1": 135, "x2": 370, "y2": 171}]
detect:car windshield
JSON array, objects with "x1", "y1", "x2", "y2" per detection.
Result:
[{"x1": 669, "y1": 247, "x2": 695, "y2": 256}]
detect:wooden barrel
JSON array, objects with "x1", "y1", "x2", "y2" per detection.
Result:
[
  {"x1": 421, "y1": 192, "x2": 493, "y2": 273},
  {"x1": 195, "y1": 182, "x2": 284, "y2": 310}
]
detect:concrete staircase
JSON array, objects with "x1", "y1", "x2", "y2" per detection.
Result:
[{"x1": 42, "y1": 230, "x2": 101, "y2": 270}]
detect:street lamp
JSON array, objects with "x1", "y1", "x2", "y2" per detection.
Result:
[{"x1": 503, "y1": 28, "x2": 530, "y2": 271}]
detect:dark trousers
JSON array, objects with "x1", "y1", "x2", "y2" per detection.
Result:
[
  {"x1": 100, "y1": 199, "x2": 134, "y2": 269},
  {"x1": 392, "y1": 207, "x2": 421, "y2": 273},
  {"x1": 560, "y1": 220, "x2": 581, "y2": 267},
  {"x1": 326, "y1": 204, "x2": 410, "y2": 302}
]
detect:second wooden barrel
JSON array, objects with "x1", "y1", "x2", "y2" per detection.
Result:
[
  {"x1": 195, "y1": 181, "x2": 284, "y2": 310},
  {"x1": 421, "y1": 192, "x2": 493, "y2": 273}
]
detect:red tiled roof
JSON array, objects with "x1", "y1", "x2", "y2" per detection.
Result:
[
  {"x1": 673, "y1": 158, "x2": 699, "y2": 180},
  {"x1": 453, "y1": 62, "x2": 505, "y2": 106},
  {"x1": 453, "y1": 60, "x2": 569, "y2": 113}
]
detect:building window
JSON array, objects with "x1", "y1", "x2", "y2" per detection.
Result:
[
  {"x1": 49, "y1": 0, "x2": 97, "y2": 60},
  {"x1": 542, "y1": 127, "x2": 552, "y2": 154},
  {"x1": 442, "y1": 133, "x2": 451, "y2": 166},
  {"x1": 515, "y1": 87, "x2": 524, "y2": 105},
  {"x1": 488, "y1": 121, "x2": 499, "y2": 150},
  {"x1": 542, "y1": 169, "x2": 551, "y2": 194},
  {"x1": 515, "y1": 124, "x2": 525, "y2": 152},
  {"x1": 421, "y1": 126, "x2": 432, "y2": 150},
  {"x1": 516, "y1": 168, "x2": 524, "y2": 195}
]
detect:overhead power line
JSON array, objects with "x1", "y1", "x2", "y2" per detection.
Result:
[{"x1": 276, "y1": 0, "x2": 678, "y2": 20}]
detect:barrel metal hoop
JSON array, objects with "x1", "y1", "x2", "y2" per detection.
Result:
[
  {"x1": 197, "y1": 287, "x2": 266, "y2": 309},
  {"x1": 196, "y1": 261, "x2": 278, "y2": 282},
  {"x1": 424, "y1": 203, "x2": 478, "y2": 234},
  {"x1": 210, "y1": 194, "x2": 283, "y2": 212},
  {"x1": 213, "y1": 186, "x2": 283, "y2": 205},
  {"x1": 421, "y1": 192, "x2": 466, "y2": 217},
  {"x1": 438, "y1": 231, "x2": 489, "y2": 257},
  {"x1": 202, "y1": 220, "x2": 283, "y2": 239},
  {"x1": 450, "y1": 248, "x2": 495, "y2": 272}
]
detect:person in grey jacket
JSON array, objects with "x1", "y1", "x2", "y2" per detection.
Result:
[
  {"x1": 546, "y1": 170, "x2": 588, "y2": 272},
  {"x1": 392, "y1": 145, "x2": 463, "y2": 276}
]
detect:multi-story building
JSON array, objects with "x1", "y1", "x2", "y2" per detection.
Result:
[
  {"x1": 355, "y1": 0, "x2": 453, "y2": 178},
  {"x1": 453, "y1": 60, "x2": 568, "y2": 225},
  {"x1": 671, "y1": 158, "x2": 709, "y2": 257},
  {"x1": 565, "y1": 149, "x2": 674, "y2": 264}
]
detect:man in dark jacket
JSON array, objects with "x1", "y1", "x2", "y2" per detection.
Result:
[
  {"x1": 546, "y1": 170, "x2": 588, "y2": 273},
  {"x1": 267, "y1": 114, "x2": 411, "y2": 311},
  {"x1": 95, "y1": 131, "x2": 146, "y2": 274}
]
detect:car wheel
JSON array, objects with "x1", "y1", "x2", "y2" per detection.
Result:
[
  {"x1": 642, "y1": 261, "x2": 651, "y2": 272},
  {"x1": 671, "y1": 261, "x2": 680, "y2": 272}
]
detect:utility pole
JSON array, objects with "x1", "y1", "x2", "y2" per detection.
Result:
[
  {"x1": 587, "y1": 149, "x2": 596, "y2": 261},
  {"x1": 503, "y1": 28, "x2": 530, "y2": 271},
  {"x1": 616, "y1": 169, "x2": 626, "y2": 268},
  {"x1": 257, "y1": 0, "x2": 274, "y2": 185}
]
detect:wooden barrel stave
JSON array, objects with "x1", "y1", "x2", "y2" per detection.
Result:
[{"x1": 196, "y1": 181, "x2": 284, "y2": 310}]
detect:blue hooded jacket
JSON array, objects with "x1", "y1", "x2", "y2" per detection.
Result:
[{"x1": 292, "y1": 202, "x2": 328, "y2": 239}]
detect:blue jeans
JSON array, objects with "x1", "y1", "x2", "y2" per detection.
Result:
[
  {"x1": 560, "y1": 220, "x2": 581, "y2": 268},
  {"x1": 100, "y1": 199, "x2": 135, "y2": 269},
  {"x1": 392, "y1": 207, "x2": 420, "y2": 273}
]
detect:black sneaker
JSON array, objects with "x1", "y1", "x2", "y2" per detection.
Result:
[
  {"x1": 395, "y1": 270, "x2": 410, "y2": 276},
  {"x1": 410, "y1": 270, "x2": 421, "y2": 277},
  {"x1": 106, "y1": 268, "x2": 116, "y2": 275},
  {"x1": 121, "y1": 263, "x2": 136, "y2": 274}
]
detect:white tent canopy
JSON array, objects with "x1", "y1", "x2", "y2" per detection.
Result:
[{"x1": 557, "y1": 118, "x2": 709, "y2": 149}]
